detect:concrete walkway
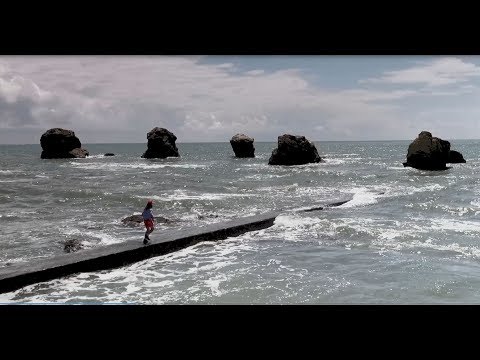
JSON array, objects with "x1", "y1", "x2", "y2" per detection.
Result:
[{"x1": 0, "y1": 211, "x2": 279, "y2": 295}]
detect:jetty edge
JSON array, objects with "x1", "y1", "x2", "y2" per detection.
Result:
[{"x1": 0, "y1": 211, "x2": 279, "y2": 295}]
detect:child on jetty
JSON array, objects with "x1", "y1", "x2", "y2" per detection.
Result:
[{"x1": 142, "y1": 200, "x2": 155, "y2": 244}]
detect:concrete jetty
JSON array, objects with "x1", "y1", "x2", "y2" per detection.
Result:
[{"x1": 0, "y1": 211, "x2": 279, "y2": 295}]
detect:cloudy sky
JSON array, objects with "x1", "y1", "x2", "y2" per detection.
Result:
[{"x1": 0, "y1": 55, "x2": 479, "y2": 144}]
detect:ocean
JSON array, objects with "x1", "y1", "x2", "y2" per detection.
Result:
[{"x1": 0, "y1": 140, "x2": 479, "y2": 304}]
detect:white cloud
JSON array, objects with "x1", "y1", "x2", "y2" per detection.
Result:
[
  {"x1": 245, "y1": 69, "x2": 265, "y2": 76},
  {"x1": 0, "y1": 56, "x2": 479, "y2": 143},
  {"x1": 361, "y1": 57, "x2": 480, "y2": 87}
]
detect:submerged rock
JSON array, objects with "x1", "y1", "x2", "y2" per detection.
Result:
[
  {"x1": 447, "y1": 150, "x2": 466, "y2": 163},
  {"x1": 63, "y1": 239, "x2": 84, "y2": 253},
  {"x1": 268, "y1": 134, "x2": 321, "y2": 165},
  {"x1": 230, "y1": 133, "x2": 255, "y2": 157},
  {"x1": 141, "y1": 127, "x2": 179, "y2": 159},
  {"x1": 40, "y1": 128, "x2": 89, "y2": 159}
]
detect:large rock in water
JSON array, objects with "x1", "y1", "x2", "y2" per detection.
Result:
[
  {"x1": 447, "y1": 150, "x2": 466, "y2": 163},
  {"x1": 40, "y1": 128, "x2": 89, "y2": 159},
  {"x1": 141, "y1": 127, "x2": 179, "y2": 159},
  {"x1": 230, "y1": 133, "x2": 255, "y2": 157},
  {"x1": 268, "y1": 134, "x2": 321, "y2": 165},
  {"x1": 403, "y1": 131, "x2": 465, "y2": 170}
]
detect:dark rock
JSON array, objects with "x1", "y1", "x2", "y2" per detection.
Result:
[
  {"x1": 69, "y1": 148, "x2": 89, "y2": 158},
  {"x1": 403, "y1": 131, "x2": 466, "y2": 170},
  {"x1": 325, "y1": 199, "x2": 351, "y2": 207},
  {"x1": 403, "y1": 131, "x2": 451, "y2": 170},
  {"x1": 40, "y1": 128, "x2": 89, "y2": 159},
  {"x1": 121, "y1": 214, "x2": 171, "y2": 227},
  {"x1": 447, "y1": 150, "x2": 466, "y2": 163},
  {"x1": 64, "y1": 239, "x2": 84, "y2": 253},
  {"x1": 303, "y1": 206, "x2": 324, "y2": 212},
  {"x1": 197, "y1": 213, "x2": 219, "y2": 220},
  {"x1": 141, "y1": 127, "x2": 179, "y2": 159},
  {"x1": 104, "y1": 153, "x2": 115, "y2": 157},
  {"x1": 121, "y1": 215, "x2": 144, "y2": 225},
  {"x1": 268, "y1": 134, "x2": 322, "y2": 165},
  {"x1": 230, "y1": 133, "x2": 255, "y2": 157}
]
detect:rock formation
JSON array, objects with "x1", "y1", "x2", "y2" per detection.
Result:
[
  {"x1": 141, "y1": 127, "x2": 179, "y2": 159},
  {"x1": 403, "y1": 131, "x2": 466, "y2": 170},
  {"x1": 63, "y1": 239, "x2": 84, "y2": 253},
  {"x1": 268, "y1": 134, "x2": 321, "y2": 165},
  {"x1": 40, "y1": 128, "x2": 89, "y2": 159},
  {"x1": 230, "y1": 133, "x2": 255, "y2": 157}
]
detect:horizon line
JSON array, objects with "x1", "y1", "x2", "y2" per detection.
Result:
[{"x1": 1, "y1": 138, "x2": 479, "y2": 145}]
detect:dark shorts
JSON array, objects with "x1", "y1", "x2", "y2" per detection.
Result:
[{"x1": 144, "y1": 219, "x2": 154, "y2": 229}]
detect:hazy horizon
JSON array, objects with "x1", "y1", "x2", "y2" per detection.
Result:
[{"x1": 3, "y1": 138, "x2": 479, "y2": 146}]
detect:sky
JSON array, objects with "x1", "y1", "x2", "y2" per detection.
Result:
[{"x1": 0, "y1": 55, "x2": 479, "y2": 144}]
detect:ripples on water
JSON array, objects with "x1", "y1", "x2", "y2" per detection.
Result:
[{"x1": 1, "y1": 140, "x2": 480, "y2": 304}]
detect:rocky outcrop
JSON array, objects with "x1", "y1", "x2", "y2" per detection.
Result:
[
  {"x1": 230, "y1": 133, "x2": 255, "y2": 157},
  {"x1": 121, "y1": 214, "x2": 171, "y2": 227},
  {"x1": 40, "y1": 128, "x2": 89, "y2": 159},
  {"x1": 447, "y1": 150, "x2": 466, "y2": 163},
  {"x1": 403, "y1": 131, "x2": 465, "y2": 170},
  {"x1": 63, "y1": 239, "x2": 84, "y2": 253},
  {"x1": 141, "y1": 127, "x2": 179, "y2": 159},
  {"x1": 104, "y1": 153, "x2": 115, "y2": 157},
  {"x1": 268, "y1": 134, "x2": 321, "y2": 165}
]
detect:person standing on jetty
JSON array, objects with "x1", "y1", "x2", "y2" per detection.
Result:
[{"x1": 142, "y1": 200, "x2": 155, "y2": 244}]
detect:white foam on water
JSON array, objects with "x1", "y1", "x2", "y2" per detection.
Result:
[
  {"x1": 62, "y1": 228, "x2": 128, "y2": 245},
  {"x1": 204, "y1": 276, "x2": 228, "y2": 296},
  {"x1": 471, "y1": 199, "x2": 480, "y2": 207},
  {"x1": 437, "y1": 204, "x2": 477, "y2": 217},
  {"x1": 274, "y1": 214, "x2": 316, "y2": 228},
  {"x1": 87, "y1": 154, "x2": 109, "y2": 159},
  {"x1": 377, "y1": 237, "x2": 480, "y2": 260},
  {"x1": 243, "y1": 174, "x2": 290, "y2": 180},
  {"x1": 383, "y1": 183, "x2": 445, "y2": 199},
  {"x1": 67, "y1": 162, "x2": 207, "y2": 170},
  {"x1": 430, "y1": 218, "x2": 480, "y2": 234},
  {"x1": 141, "y1": 190, "x2": 255, "y2": 202},
  {"x1": 268, "y1": 214, "x2": 338, "y2": 241},
  {"x1": 324, "y1": 159, "x2": 347, "y2": 165},
  {"x1": 338, "y1": 187, "x2": 380, "y2": 208}
]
